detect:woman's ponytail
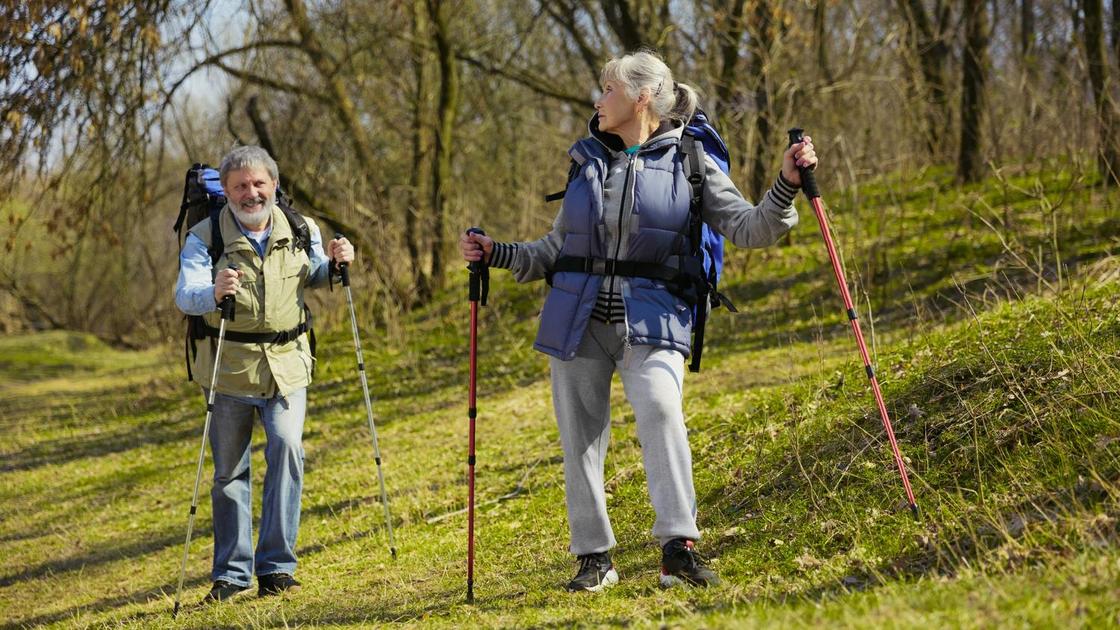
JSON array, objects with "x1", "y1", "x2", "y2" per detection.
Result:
[{"x1": 669, "y1": 82, "x2": 699, "y2": 124}]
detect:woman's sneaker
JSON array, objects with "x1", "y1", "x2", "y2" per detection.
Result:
[
  {"x1": 566, "y1": 551, "x2": 619, "y2": 592},
  {"x1": 659, "y1": 538, "x2": 720, "y2": 588}
]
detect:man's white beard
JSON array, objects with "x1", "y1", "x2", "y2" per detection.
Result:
[{"x1": 231, "y1": 195, "x2": 272, "y2": 228}]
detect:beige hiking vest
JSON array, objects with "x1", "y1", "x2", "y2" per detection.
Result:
[{"x1": 188, "y1": 204, "x2": 319, "y2": 398}]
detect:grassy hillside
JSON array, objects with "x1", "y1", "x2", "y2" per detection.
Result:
[{"x1": 1, "y1": 164, "x2": 1118, "y2": 628}]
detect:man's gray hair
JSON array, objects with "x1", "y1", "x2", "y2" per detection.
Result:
[
  {"x1": 219, "y1": 145, "x2": 279, "y2": 184},
  {"x1": 600, "y1": 50, "x2": 699, "y2": 124}
]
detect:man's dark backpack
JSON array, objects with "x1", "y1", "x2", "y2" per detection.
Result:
[{"x1": 173, "y1": 163, "x2": 316, "y2": 381}]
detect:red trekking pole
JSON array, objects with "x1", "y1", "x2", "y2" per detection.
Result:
[
  {"x1": 789, "y1": 128, "x2": 919, "y2": 518},
  {"x1": 465, "y1": 227, "x2": 489, "y2": 603}
]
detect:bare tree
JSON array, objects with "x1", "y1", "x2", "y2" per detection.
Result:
[
  {"x1": 1082, "y1": 0, "x2": 1120, "y2": 185},
  {"x1": 0, "y1": 0, "x2": 195, "y2": 343},
  {"x1": 958, "y1": 0, "x2": 990, "y2": 183},
  {"x1": 426, "y1": 0, "x2": 461, "y2": 295},
  {"x1": 746, "y1": 0, "x2": 778, "y2": 201},
  {"x1": 710, "y1": 0, "x2": 750, "y2": 174},
  {"x1": 283, "y1": 0, "x2": 386, "y2": 204},
  {"x1": 896, "y1": 0, "x2": 953, "y2": 159},
  {"x1": 408, "y1": 0, "x2": 436, "y2": 300}
]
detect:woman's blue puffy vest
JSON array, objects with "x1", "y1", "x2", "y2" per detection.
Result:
[{"x1": 534, "y1": 130, "x2": 697, "y2": 360}]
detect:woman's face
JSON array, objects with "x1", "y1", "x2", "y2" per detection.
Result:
[{"x1": 595, "y1": 80, "x2": 639, "y2": 134}]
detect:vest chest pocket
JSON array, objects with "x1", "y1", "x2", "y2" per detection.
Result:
[{"x1": 264, "y1": 253, "x2": 309, "y2": 328}]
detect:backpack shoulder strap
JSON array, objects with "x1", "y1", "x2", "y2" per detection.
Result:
[
  {"x1": 680, "y1": 130, "x2": 706, "y2": 255},
  {"x1": 186, "y1": 215, "x2": 224, "y2": 268},
  {"x1": 173, "y1": 167, "x2": 195, "y2": 238},
  {"x1": 209, "y1": 217, "x2": 223, "y2": 266},
  {"x1": 277, "y1": 194, "x2": 312, "y2": 257},
  {"x1": 681, "y1": 129, "x2": 713, "y2": 374},
  {"x1": 544, "y1": 158, "x2": 580, "y2": 203}
]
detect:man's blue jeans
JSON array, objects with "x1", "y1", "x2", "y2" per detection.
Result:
[{"x1": 206, "y1": 388, "x2": 306, "y2": 587}]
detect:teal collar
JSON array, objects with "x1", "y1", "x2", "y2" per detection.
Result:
[{"x1": 624, "y1": 144, "x2": 641, "y2": 155}]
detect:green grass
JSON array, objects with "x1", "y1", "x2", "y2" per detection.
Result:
[{"x1": 1, "y1": 164, "x2": 1118, "y2": 628}]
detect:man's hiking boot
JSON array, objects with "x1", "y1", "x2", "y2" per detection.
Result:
[
  {"x1": 258, "y1": 573, "x2": 302, "y2": 597},
  {"x1": 566, "y1": 551, "x2": 619, "y2": 592},
  {"x1": 659, "y1": 538, "x2": 720, "y2": 588},
  {"x1": 203, "y1": 580, "x2": 249, "y2": 603}
]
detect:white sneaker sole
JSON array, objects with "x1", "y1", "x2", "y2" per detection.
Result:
[
  {"x1": 660, "y1": 572, "x2": 719, "y2": 588},
  {"x1": 659, "y1": 573, "x2": 685, "y2": 588},
  {"x1": 572, "y1": 568, "x2": 619, "y2": 592}
]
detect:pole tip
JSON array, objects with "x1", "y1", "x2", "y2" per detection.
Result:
[
  {"x1": 909, "y1": 503, "x2": 920, "y2": 520},
  {"x1": 172, "y1": 602, "x2": 180, "y2": 618},
  {"x1": 391, "y1": 547, "x2": 398, "y2": 559}
]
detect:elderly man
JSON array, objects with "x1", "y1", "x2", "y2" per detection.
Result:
[{"x1": 174, "y1": 145, "x2": 353, "y2": 602}]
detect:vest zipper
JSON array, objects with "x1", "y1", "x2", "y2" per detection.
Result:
[{"x1": 606, "y1": 151, "x2": 637, "y2": 323}]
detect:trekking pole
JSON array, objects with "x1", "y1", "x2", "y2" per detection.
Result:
[
  {"x1": 465, "y1": 227, "x2": 489, "y2": 604},
  {"x1": 173, "y1": 262, "x2": 238, "y2": 617},
  {"x1": 335, "y1": 233, "x2": 397, "y2": 558},
  {"x1": 789, "y1": 128, "x2": 919, "y2": 518}
]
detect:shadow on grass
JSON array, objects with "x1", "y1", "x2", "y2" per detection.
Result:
[
  {"x1": 0, "y1": 527, "x2": 199, "y2": 589},
  {"x1": 0, "y1": 408, "x2": 199, "y2": 473},
  {"x1": 0, "y1": 576, "x2": 214, "y2": 630}
]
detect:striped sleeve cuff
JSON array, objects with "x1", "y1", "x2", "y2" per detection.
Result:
[
  {"x1": 766, "y1": 172, "x2": 800, "y2": 208},
  {"x1": 489, "y1": 241, "x2": 519, "y2": 269}
]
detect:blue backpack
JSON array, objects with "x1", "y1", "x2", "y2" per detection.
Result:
[{"x1": 680, "y1": 110, "x2": 738, "y2": 372}]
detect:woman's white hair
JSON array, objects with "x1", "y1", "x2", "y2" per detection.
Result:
[{"x1": 600, "y1": 50, "x2": 698, "y2": 123}]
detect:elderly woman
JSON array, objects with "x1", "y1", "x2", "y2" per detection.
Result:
[{"x1": 460, "y1": 50, "x2": 816, "y2": 591}]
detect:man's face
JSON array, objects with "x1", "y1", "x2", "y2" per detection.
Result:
[{"x1": 223, "y1": 166, "x2": 277, "y2": 228}]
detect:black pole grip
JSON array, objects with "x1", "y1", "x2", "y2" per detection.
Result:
[
  {"x1": 333, "y1": 233, "x2": 351, "y2": 287},
  {"x1": 465, "y1": 227, "x2": 487, "y2": 275},
  {"x1": 466, "y1": 227, "x2": 488, "y2": 304},
  {"x1": 787, "y1": 128, "x2": 820, "y2": 200},
  {"x1": 220, "y1": 262, "x2": 239, "y2": 321}
]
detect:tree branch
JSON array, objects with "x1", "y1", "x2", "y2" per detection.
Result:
[
  {"x1": 456, "y1": 52, "x2": 593, "y2": 108},
  {"x1": 161, "y1": 39, "x2": 306, "y2": 110},
  {"x1": 284, "y1": 0, "x2": 386, "y2": 200}
]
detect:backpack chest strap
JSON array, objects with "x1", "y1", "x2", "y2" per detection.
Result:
[{"x1": 550, "y1": 255, "x2": 689, "y2": 283}]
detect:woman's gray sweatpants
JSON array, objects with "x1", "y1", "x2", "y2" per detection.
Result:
[{"x1": 550, "y1": 319, "x2": 701, "y2": 556}]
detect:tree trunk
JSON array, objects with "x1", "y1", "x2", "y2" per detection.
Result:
[
  {"x1": 897, "y1": 0, "x2": 953, "y2": 159},
  {"x1": 747, "y1": 0, "x2": 774, "y2": 202},
  {"x1": 1111, "y1": 0, "x2": 1120, "y2": 62},
  {"x1": 1020, "y1": 0, "x2": 1038, "y2": 127},
  {"x1": 1083, "y1": 0, "x2": 1120, "y2": 185},
  {"x1": 1022, "y1": 0, "x2": 1035, "y2": 58},
  {"x1": 429, "y1": 0, "x2": 460, "y2": 293},
  {"x1": 409, "y1": 0, "x2": 434, "y2": 301},
  {"x1": 713, "y1": 0, "x2": 748, "y2": 177},
  {"x1": 815, "y1": 0, "x2": 834, "y2": 84},
  {"x1": 957, "y1": 0, "x2": 990, "y2": 183}
]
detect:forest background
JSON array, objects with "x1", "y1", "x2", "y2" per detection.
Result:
[{"x1": 1, "y1": 0, "x2": 1109, "y2": 342}]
